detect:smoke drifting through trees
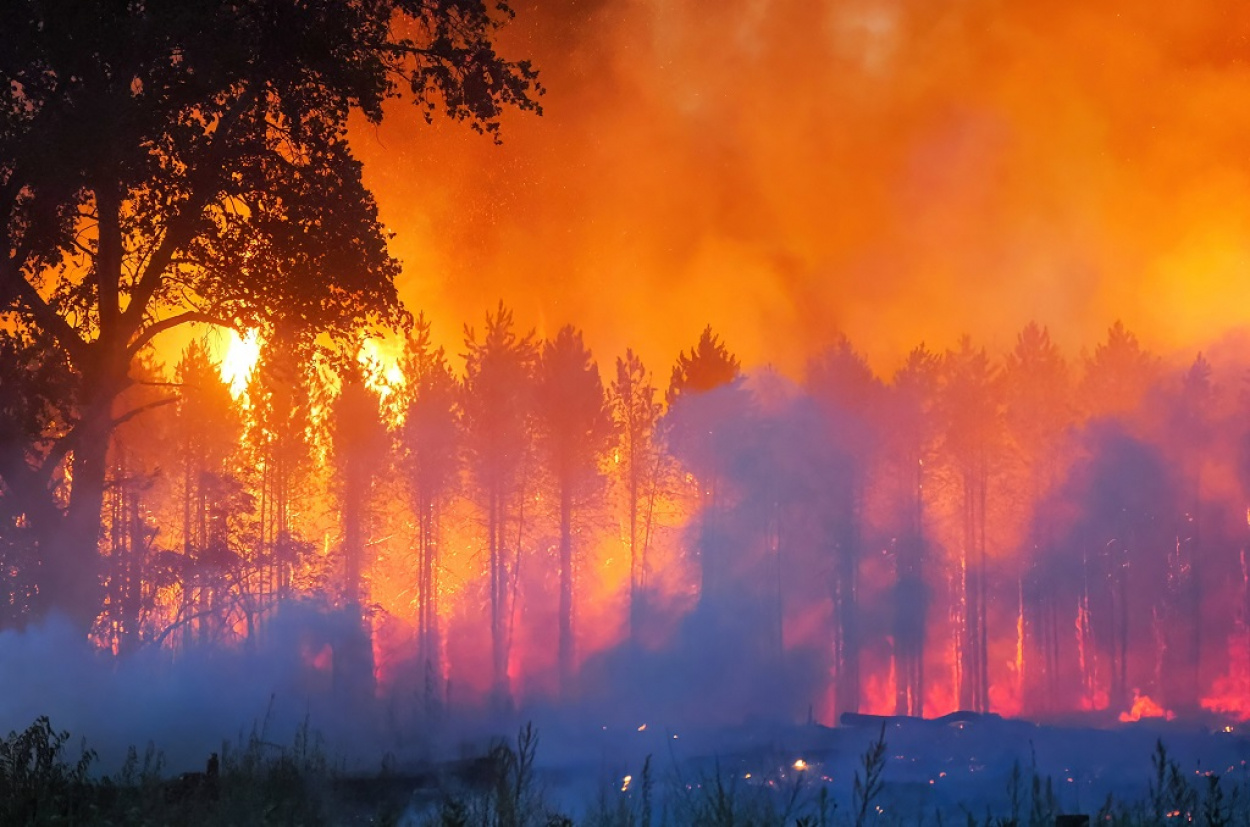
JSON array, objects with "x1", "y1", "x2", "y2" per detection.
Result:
[{"x1": 5, "y1": 311, "x2": 1250, "y2": 729}]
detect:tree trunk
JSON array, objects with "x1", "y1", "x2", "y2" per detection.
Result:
[
  {"x1": 46, "y1": 410, "x2": 111, "y2": 632},
  {"x1": 489, "y1": 489, "x2": 509, "y2": 705},
  {"x1": 627, "y1": 443, "x2": 639, "y2": 644},
  {"x1": 558, "y1": 482, "x2": 574, "y2": 697}
]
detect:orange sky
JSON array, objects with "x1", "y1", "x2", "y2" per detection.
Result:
[{"x1": 349, "y1": 0, "x2": 1250, "y2": 377}]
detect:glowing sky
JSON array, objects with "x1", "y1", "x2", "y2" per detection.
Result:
[{"x1": 350, "y1": 0, "x2": 1250, "y2": 376}]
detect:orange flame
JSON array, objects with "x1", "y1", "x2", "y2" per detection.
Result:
[{"x1": 1118, "y1": 689, "x2": 1174, "y2": 723}]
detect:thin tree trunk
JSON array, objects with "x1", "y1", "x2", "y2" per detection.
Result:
[
  {"x1": 489, "y1": 490, "x2": 501, "y2": 694},
  {"x1": 627, "y1": 440, "x2": 639, "y2": 644},
  {"x1": 978, "y1": 459, "x2": 989, "y2": 713},
  {"x1": 558, "y1": 481, "x2": 574, "y2": 697}
]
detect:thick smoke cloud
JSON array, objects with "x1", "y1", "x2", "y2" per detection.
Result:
[
  {"x1": 0, "y1": 606, "x2": 394, "y2": 772},
  {"x1": 352, "y1": 0, "x2": 1250, "y2": 375}
]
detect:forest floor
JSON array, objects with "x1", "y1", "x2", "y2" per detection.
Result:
[{"x1": 4, "y1": 710, "x2": 1248, "y2": 825}]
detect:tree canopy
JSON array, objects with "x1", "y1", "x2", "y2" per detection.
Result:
[{"x1": 0, "y1": 0, "x2": 541, "y2": 624}]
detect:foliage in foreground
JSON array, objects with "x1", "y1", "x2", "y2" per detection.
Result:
[{"x1": 1, "y1": 717, "x2": 1248, "y2": 826}]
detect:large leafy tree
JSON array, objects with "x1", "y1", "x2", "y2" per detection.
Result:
[{"x1": 0, "y1": 0, "x2": 540, "y2": 628}]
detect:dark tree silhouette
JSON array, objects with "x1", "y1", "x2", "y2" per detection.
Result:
[
  {"x1": 1075, "y1": 323, "x2": 1162, "y2": 709},
  {"x1": 329, "y1": 360, "x2": 388, "y2": 700},
  {"x1": 535, "y1": 325, "x2": 614, "y2": 697},
  {"x1": 806, "y1": 336, "x2": 883, "y2": 718},
  {"x1": 886, "y1": 344, "x2": 941, "y2": 716},
  {"x1": 0, "y1": 0, "x2": 540, "y2": 630},
  {"x1": 173, "y1": 340, "x2": 244, "y2": 648},
  {"x1": 1158, "y1": 353, "x2": 1213, "y2": 704},
  {"x1": 1060, "y1": 423, "x2": 1175, "y2": 712},
  {"x1": 0, "y1": 325, "x2": 76, "y2": 626},
  {"x1": 462, "y1": 303, "x2": 537, "y2": 705},
  {"x1": 247, "y1": 329, "x2": 315, "y2": 605},
  {"x1": 608, "y1": 349, "x2": 663, "y2": 644},
  {"x1": 1001, "y1": 322, "x2": 1070, "y2": 710},
  {"x1": 941, "y1": 336, "x2": 1002, "y2": 713},
  {"x1": 397, "y1": 314, "x2": 461, "y2": 682},
  {"x1": 98, "y1": 353, "x2": 172, "y2": 655},
  {"x1": 665, "y1": 325, "x2": 747, "y2": 604}
]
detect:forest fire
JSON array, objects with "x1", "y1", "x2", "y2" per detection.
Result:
[
  {"x1": 55, "y1": 314, "x2": 1250, "y2": 729},
  {"x1": 6, "y1": 2, "x2": 1250, "y2": 805}
]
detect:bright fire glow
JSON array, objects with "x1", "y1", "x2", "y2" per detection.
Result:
[
  {"x1": 1118, "y1": 690, "x2": 1174, "y2": 723},
  {"x1": 219, "y1": 329, "x2": 261, "y2": 397}
]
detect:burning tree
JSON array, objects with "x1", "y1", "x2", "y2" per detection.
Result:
[
  {"x1": 885, "y1": 344, "x2": 941, "y2": 716},
  {"x1": 1001, "y1": 322, "x2": 1071, "y2": 711}
]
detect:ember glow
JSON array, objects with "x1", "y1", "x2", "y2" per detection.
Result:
[{"x1": 6, "y1": 0, "x2": 1250, "y2": 763}]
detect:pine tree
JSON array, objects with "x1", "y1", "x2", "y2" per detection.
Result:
[
  {"x1": 942, "y1": 336, "x2": 1001, "y2": 713},
  {"x1": 329, "y1": 358, "x2": 388, "y2": 700},
  {"x1": 664, "y1": 325, "x2": 747, "y2": 604},
  {"x1": 806, "y1": 336, "x2": 883, "y2": 718},
  {"x1": 462, "y1": 303, "x2": 538, "y2": 706},
  {"x1": 1002, "y1": 322, "x2": 1070, "y2": 711},
  {"x1": 886, "y1": 345, "x2": 941, "y2": 716},
  {"x1": 173, "y1": 340, "x2": 244, "y2": 649},
  {"x1": 248, "y1": 330, "x2": 315, "y2": 606},
  {"x1": 535, "y1": 325, "x2": 614, "y2": 697},
  {"x1": 397, "y1": 314, "x2": 461, "y2": 683},
  {"x1": 608, "y1": 349, "x2": 663, "y2": 644}
]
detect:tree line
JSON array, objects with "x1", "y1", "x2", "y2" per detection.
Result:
[{"x1": 6, "y1": 307, "x2": 1248, "y2": 722}]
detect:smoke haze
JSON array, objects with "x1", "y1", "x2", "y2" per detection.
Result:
[{"x1": 353, "y1": 0, "x2": 1250, "y2": 374}]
